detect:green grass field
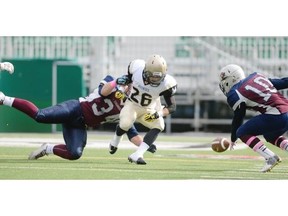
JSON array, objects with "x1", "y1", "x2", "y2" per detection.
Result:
[
  {"x1": 1, "y1": 132, "x2": 288, "y2": 216},
  {"x1": 1, "y1": 132, "x2": 288, "y2": 180}
]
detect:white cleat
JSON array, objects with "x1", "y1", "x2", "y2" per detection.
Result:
[
  {"x1": 0, "y1": 62, "x2": 14, "y2": 74},
  {"x1": 28, "y1": 143, "x2": 48, "y2": 160},
  {"x1": 128, "y1": 152, "x2": 146, "y2": 165},
  {"x1": 260, "y1": 155, "x2": 282, "y2": 173},
  {"x1": 0, "y1": 91, "x2": 5, "y2": 105}
]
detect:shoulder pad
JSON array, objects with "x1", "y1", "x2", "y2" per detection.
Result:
[
  {"x1": 128, "y1": 59, "x2": 145, "y2": 75},
  {"x1": 164, "y1": 74, "x2": 177, "y2": 89}
]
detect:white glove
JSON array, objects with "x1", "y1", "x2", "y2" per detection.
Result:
[
  {"x1": 0, "y1": 62, "x2": 14, "y2": 74},
  {"x1": 230, "y1": 141, "x2": 236, "y2": 150}
]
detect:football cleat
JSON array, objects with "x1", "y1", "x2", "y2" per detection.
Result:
[
  {"x1": 128, "y1": 153, "x2": 146, "y2": 165},
  {"x1": 28, "y1": 143, "x2": 48, "y2": 160},
  {"x1": 109, "y1": 144, "x2": 118, "y2": 154},
  {"x1": 147, "y1": 144, "x2": 157, "y2": 153},
  {"x1": 260, "y1": 155, "x2": 282, "y2": 173},
  {"x1": 0, "y1": 62, "x2": 14, "y2": 74},
  {"x1": 0, "y1": 91, "x2": 5, "y2": 105}
]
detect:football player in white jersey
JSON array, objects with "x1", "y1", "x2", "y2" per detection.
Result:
[{"x1": 109, "y1": 54, "x2": 177, "y2": 164}]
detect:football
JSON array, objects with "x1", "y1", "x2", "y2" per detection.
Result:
[{"x1": 211, "y1": 137, "x2": 230, "y2": 153}]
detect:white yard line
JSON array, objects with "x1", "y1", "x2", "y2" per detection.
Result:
[{"x1": 0, "y1": 137, "x2": 248, "y2": 151}]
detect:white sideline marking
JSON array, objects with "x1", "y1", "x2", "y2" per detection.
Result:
[{"x1": 0, "y1": 137, "x2": 248, "y2": 151}]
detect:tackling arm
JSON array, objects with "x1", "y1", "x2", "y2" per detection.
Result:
[
  {"x1": 100, "y1": 81, "x2": 116, "y2": 97},
  {"x1": 99, "y1": 75, "x2": 130, "y2": 97},
  {"x1": 98, "y1": 75, "x2": 115, "y2": 97}
]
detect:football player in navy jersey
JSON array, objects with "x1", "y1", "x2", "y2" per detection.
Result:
[
  {"x1": 109, "y1": 54, "x2": 177, "y2": 165},
  {"x1": 0, "y1": 69, "x2": 155, "y2": 160},
  {"x1": 219, "y1": 64, "x2": 288, "y2": 172}
]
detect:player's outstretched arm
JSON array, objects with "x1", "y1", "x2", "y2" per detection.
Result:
[
  {"x1": 270, "y1": 77, "x2": 288, "y2": 90},
  {"x1": 100, "y1": 80, "x2": 118, "y2": 96}
]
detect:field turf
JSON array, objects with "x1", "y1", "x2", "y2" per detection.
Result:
[
  {"x1": 1, "y1": 132, "x2": 288, "y2": 216},
  {"x1": 0, "y1": 133, "x2": 288, "y2": 180}
]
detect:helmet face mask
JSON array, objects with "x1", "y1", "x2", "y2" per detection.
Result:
[
  {"x1": 143, "y1": 70, "x2": 165, "y2": 87},
  {"x1": 218, "y1": 64, "x2": 245, "y2": 95},
  {"x1": 143, "y1": 54, "x2": 167, "y2": 87}
]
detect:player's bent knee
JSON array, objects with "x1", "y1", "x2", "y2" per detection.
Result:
[
  {"x1": 119, "y1": 120, "x2": 133, "y2": 131},
  {"x1": 69, "y1": 148, "x2": 83, "y2": 160},
  {"x1": 34, "y1": 112, "x2": 46, "y2": 123},
  {"x1": 158, "y1": 126, "x2": 165, "y2": 131}
]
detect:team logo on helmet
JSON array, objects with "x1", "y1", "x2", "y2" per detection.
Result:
[
  {"x1": 218, "y1": 64, "x2": 245, "y2": 95},
  {"x1": 220, "y1": 72, "x2": 227, "y2": 80}
]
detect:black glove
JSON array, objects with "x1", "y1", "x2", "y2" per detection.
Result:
[
  {"x1": 144, "y1": 112, "x2": 160, "y2": 122},
  {"x1": 116, "y1": 75, "x2": 131, "y2": 85}
]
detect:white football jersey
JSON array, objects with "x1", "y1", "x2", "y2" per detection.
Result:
[{"x1": 127, "y1": 59, "x2": 177, "y2": 109}]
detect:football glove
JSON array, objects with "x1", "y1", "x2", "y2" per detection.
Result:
[
  {"x1": 0, "y1": 62, "x2": 14, "y2": 74},
  {"x1": 116, "y1": 75, "x2": 131, "y2": 85},
  {"x1": 115, "y1": 90, "x2": 126, "y2": 100},
  {"x1": 144, "y1": 112, "x2": 160, "y2": 122}
]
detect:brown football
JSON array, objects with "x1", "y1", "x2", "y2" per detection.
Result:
[{"x1": 211, "y1": 137, "x2": 230, "y2": 153}]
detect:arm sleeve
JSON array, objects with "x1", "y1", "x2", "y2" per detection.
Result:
[
  {"x1": 160, "y1": 85, "x2": 177, "y2": 114},
  {"x1": 269, "y1": 77, "x2": 288, "y2": 90},
  {"x1": 231, "y1": 102, "x2": 246, "y2": 142}
]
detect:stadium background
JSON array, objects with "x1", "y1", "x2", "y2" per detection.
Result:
[{"x1": 1, "y1": 36, "x2": 288, "y2": 134}]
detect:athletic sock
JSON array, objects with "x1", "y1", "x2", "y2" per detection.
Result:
[
  {"x1": 135, "y1": 142, "x2": 149, "y2": 156},
  {"x1": 110, "y1": 134, "x2": 123, "y2": 147},
  {"x1": 3, "y1": 96, "x2": 15, "y2": 107},
  {"x1": 274, "y1": 136, "x2": 288, "y2": 151},
  {"x1": 255, "y1": 145, "x2": 275, "y2": 159},
  {"x1": 45, "y1": 143, "x2": 54, "y2": 154},
  {"x1": 244, "y1": 136, "x2": 275, "y2": 159}
]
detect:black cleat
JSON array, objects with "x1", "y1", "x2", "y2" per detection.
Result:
[
  {"x1": 147, "y1": 144, "x2": 157, "y2": 153},
  {"x1": 109, "y1": 144, "x2": 118, "y2": 154},
  {"x1": 128, "y1": 156, "x2": 147, "y2": 165}
]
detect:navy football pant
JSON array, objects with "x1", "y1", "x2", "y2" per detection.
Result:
[
  {"x1": 236, "y1": 113, "x2": 288, "y2": 143},
  {"x1": 13, "y1": 98, "x2": 87, "y2": 159},
  {"x1": 35, "y1": 99, "x2": 87, "y2": 159}
]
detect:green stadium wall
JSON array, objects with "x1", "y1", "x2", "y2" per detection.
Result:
[{"x1": 0, "y1": 59, "x2": 86, "y2": 132}]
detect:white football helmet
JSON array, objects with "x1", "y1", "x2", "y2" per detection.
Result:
[
  {"x1": 219, "y1": 64, "x2": 245, "y2": 95},
  {"x1": 143, "y1": 54, "x2": 167, "y2": 87}
]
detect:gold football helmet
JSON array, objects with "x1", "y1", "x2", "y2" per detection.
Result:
[{"x1": 143, "y1": 54, "x2": 167, "y2": 87}]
